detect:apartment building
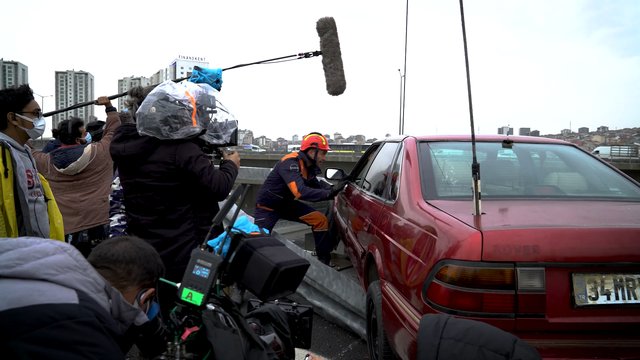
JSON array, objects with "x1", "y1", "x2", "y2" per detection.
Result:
[
  {"x1": 117, "y1": 76, "x2": 152, "y2": 111},
  {"x1": 1, "y1": 59, "x2": 28, "y2": 89},
  {"x1": 53, "y1": 70, "x2": 94, "y2": 129}
]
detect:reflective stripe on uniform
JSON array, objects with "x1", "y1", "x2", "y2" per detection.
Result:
[{"x1": 299, "y1": 211, "x2": 328, "y2": 231}]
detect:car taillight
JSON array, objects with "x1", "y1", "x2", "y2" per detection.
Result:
[
  {"x1": 435, "y1": 264, "x2": 515, "y2": 290},
  {"x1": 516, "y1": 267, "x2": 546, "y2": 315},
  {"x1": 423, "y1": 262, "x2": 546, "y2": 317}
]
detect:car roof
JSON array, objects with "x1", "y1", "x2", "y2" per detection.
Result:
[{"x1": 376, "y1": 134, "x2": 570, "y2": 145}]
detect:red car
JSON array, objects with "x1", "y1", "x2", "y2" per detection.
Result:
[{"x1": 328, "y1": 135, "x2": 640, "y2": 360}]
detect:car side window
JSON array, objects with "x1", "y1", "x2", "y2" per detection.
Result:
[
  {"x1": 363, "y1": 142, "x2": 400, "y2": 197},
  {"x1": 387, "y1": 143, "x2": 403, "y2": 201},
  {"x1": 351, "y1": 144, "x2": 381, "y2": 188}
]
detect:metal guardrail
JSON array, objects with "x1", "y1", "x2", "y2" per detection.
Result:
[{"x1": 225, "y1": 167, "x2": 366, "y2": 339}]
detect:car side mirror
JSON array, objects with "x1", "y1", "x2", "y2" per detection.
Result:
[{"x1": 325, "y1": 168, "x2": 347, "y2": 181}]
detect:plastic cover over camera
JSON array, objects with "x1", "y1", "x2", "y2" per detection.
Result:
[{"x1": 136, "y1": 80, "x2": 238, "y2": 145}]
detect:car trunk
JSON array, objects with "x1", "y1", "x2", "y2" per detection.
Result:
[
  {"x1": 430, "y1": 200, "x2": 640, "y2": 335},
  {"x1": 431, "y1": 200, "x2": 640, "y2": 262}
]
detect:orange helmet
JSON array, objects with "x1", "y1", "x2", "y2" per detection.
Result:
[{"x1": 300, "y1": 132, "x2": 331, "y2": 151}]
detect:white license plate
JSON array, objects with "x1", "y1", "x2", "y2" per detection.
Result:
[{"x1": 572, "y1": 273, "x2": 640, "y2": 306}]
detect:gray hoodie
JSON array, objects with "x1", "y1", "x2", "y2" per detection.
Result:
[
  {"x1": 0, "y1": 237, "x2": 148, "y2": 332},
  {"x1": 0, "y1": 132, "x2": 49, "y2": 237}
]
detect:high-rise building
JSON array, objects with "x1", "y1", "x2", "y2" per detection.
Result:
[
  {"x1": 117, "y1": 76, "x2": 152, "y2": 111},
  {"x1": 498, "y1": 126, "x2": 513, "y2": 135},
  {"x1": 1, "y1": 59, "x2": 28, "y2": 89},
  {"x1": 168, "y1": 55, "x2": 208, "y2": 81},
  {"x1": 519, "y1": 127, "x2": 531, "y2": 136},
  {"x1": 53, "y1": 70, "x2": 94, "y2": 129},
  {"x1": 149, "y1": 69, "x2": 166, "y2": 86}
]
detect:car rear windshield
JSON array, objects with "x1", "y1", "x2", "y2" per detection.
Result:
[{"x1": 419, "y1": 141, "x2": 640, "y2": 200}]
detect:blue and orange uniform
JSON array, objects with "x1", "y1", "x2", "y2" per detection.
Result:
[{"x1": 254, "y1": 135, "x2": 336, "y2": 265}]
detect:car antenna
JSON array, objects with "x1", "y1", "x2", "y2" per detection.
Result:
[{"x1": 457, "y1": 0, "x2": 482, "y2": 216}]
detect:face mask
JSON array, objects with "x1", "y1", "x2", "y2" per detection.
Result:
[
  {"x1": 84, "y1": 132, "x2": 92, "y2": 144},
  {"x1": 15, "y1": 113, "x2": 46, "y2": 140}
]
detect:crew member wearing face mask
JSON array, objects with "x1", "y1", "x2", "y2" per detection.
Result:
[
  {"x1": 0, "y1": 84, "x2": 64, "y2": 240},
  {"x1": 0, "y1": 236, "x2": 169, "y2": 359},
  {"x1": 33, "y1": 96, "x2": 121, "y2": 256}
]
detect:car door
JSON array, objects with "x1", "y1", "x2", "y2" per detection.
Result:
[
  {"x1": 347, "y1": 142, "x2": 401, "y2": 278},
  {"x1": 335, "y1": 144, "x2": 381, "y2": 277}
]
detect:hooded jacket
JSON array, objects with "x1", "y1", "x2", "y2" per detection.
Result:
[
  {"x1": 0, "y1": 132, "x2": 64, "y2": 240},
  {"x1": 0, "y1": 237, "x2": 150, "y2": 359},
  {"x1": 32, "y1": 109, "x2": 121, "y2": 234},
  {"x1": 109, "y1": 123, "x2": 238, "y2": 280}
]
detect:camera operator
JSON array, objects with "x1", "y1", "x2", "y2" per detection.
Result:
[
  {"x1": 0, "y1": 236, "x2": 168, "y2": 359},
  {"x1": 110, "y1": 83, "x2": 240, "y2": 318}
]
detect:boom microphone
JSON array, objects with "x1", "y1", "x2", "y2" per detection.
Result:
[
  {"x1": 44, "y1": 18, "x2": 346, "y2": 118},
  {"x1": 316, "y1": 17, "x2": 347, "y2": 96}
]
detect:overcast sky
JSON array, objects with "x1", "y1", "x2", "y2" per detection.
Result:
[{"x1": 2, "y1": 0, "x2": 638, "y2": 141}]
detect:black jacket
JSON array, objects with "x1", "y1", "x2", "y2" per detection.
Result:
[
  {"x1": 416, "y1": 314, "x2": 541, "y2": 360},
  {"x1": 0, "y1": 237, "x2": 152, "y2": 359},
  {"x1": 110, "y1": 123, "x2": 238, "y2": 280}
]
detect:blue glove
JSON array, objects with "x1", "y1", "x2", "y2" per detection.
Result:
[
  {"x1": 207, "y1": 216, "x2": 269, "y2": 257},
  {"x1": 208, "y1": 232, "x2": 232, "y2": 257}
]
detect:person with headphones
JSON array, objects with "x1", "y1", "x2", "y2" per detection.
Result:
[
  {"x1": 253, "y1": 132, "x2": 345, "y2": 266},
  {"x1": 0, "y1": 235, "x2": 169, "y2": 359}
]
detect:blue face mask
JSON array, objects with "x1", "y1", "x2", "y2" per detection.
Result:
[
  {"x1": 84, "y1": 132, "x2": 92, "y2": 144},
  {"x1": 15, "y1": 113, "x2": 46, "y2": 140}
]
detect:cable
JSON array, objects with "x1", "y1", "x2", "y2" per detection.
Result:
[{"x1": 160, "y1": 278, "x2": 179, "y2": 288}]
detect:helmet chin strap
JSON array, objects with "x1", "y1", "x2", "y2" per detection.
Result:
[{"x1": 305, "y1": 148, "x2": 318, "y2": 166}]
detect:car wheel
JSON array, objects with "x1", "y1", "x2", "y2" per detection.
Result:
[{"x1": 366, "y1": 280, "x2": 395, "y2": 360}]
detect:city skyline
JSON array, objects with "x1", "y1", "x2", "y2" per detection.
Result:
[
  {"x1": 3, "y1": 58, "x2": 635, "y2": 144},
  {"x1": 2, "y1": 1, "x2": 639, "y2": 141}
]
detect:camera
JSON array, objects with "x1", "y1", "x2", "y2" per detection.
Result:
[
  {"x1": 161, "y1": 231, "x2": 312, "y2": 359},
  {"x1": 196, "y1": 119, "x2": 239, "y2": 160}
]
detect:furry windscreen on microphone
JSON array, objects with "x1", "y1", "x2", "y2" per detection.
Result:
[{"x1": 316, "y1": 17, "x2": 346, "y2": 96}]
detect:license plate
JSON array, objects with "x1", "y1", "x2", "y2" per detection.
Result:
[{"x1": 572, "y1": 273, "x2": 640, "y2": 306}]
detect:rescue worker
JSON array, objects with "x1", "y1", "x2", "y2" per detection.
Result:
[
  {"x1": 254, "y1": 132, "x2": 345, "y2": 266},
  {"x1": 0, "y1": 84, "x2": 64, "y2": 240}
]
